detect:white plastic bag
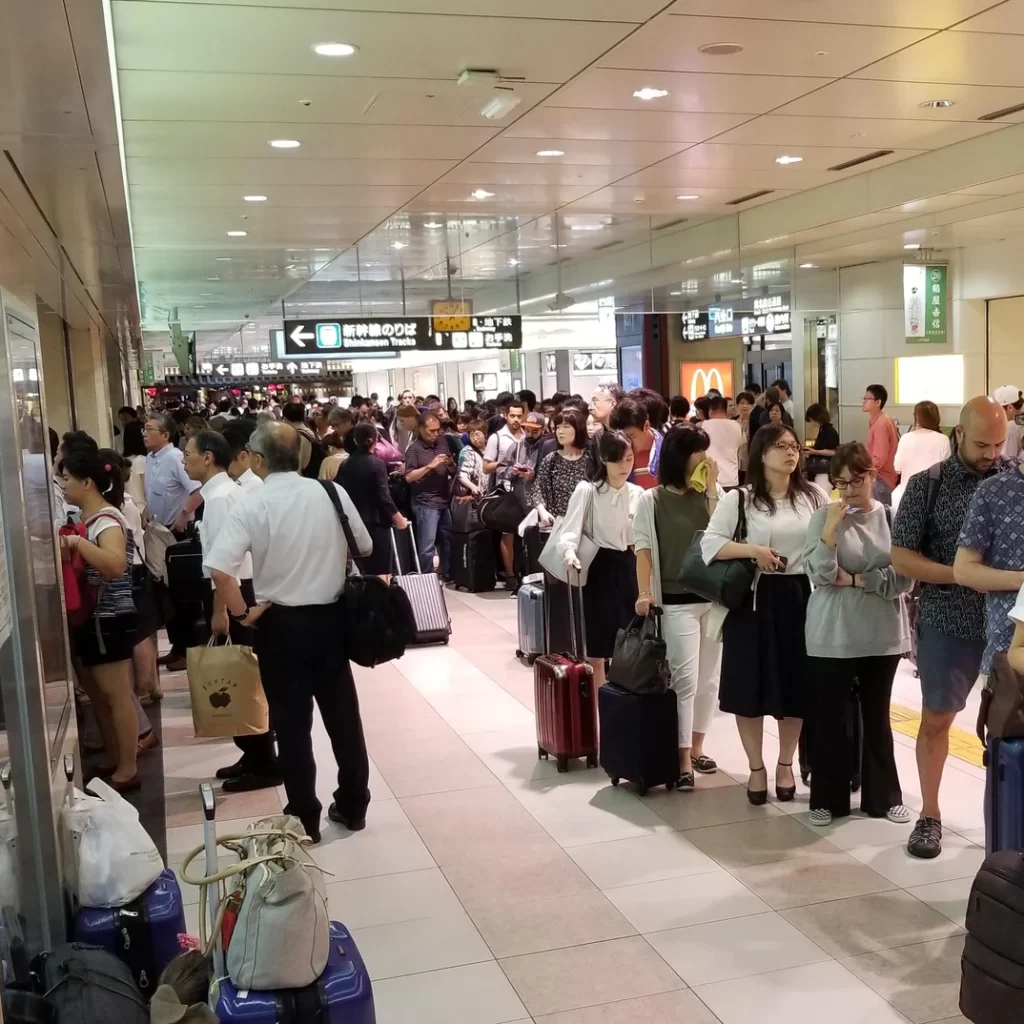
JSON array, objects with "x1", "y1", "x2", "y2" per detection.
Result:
[{"x1": 61, "y1": 778, "x2": 163, "y2": 908}]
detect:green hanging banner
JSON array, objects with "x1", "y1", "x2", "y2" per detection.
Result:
[{"x1": 904, "y1": 264, "x2": 947, "y2": 344}]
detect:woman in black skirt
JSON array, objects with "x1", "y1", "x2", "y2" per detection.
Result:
[
  {"x1": 337, "y1": 422, "x2": 409, "y2": 580},
  {"x1": 701, "y1": 423, "x2": 826, "y2": 805},
  {"x1": 557, "y1": 430, "x2": 640, "y2": 688}
]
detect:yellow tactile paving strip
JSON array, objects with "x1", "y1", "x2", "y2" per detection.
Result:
[{"x1": 890, "y1": 703, "x2": 985, "y2": 768}]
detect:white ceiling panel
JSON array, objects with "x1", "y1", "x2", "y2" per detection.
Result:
[
  {"x1": 957, "y1": 172, "x2": 1024, "y2": 195},
  {"x1": 565, "y1": 185, "x2": 797, "y2": 214},
  {"x1": 440, "y1": 163, "x2": 649, "y2": 187},
  {"x1": 407, "y1": 182, "x2": 596, "y2": 208},
  {"x1": 601, "y1": 15, "x2": 930, "y2": 78},
  {"x1": 626, "y1": 142, "x2": 923, "y2": 174},
  {"x1": 122, "y1": 121, "x2": 495, "y2": 161},
  {"x1": 548, "y1": 68, "x2": 824, "y2": 114},
  {"x1": 665, "y1": 0, "x2": 999, "y2": 29},
  {"x1": 129, "y1": 185, "x2": 424, "y2": 209},
  {"x1": 467, "y1": 136, "x2": 685, "y2": 167},
  {"x1": 714, "y1": 115, "x2": 1003, "y2": 150},
  {"x1": 110, "y1": 2, "x2": 630, "y2": 82},
  {"x1": 776, "y1": 78, "x2": 1024, "y2": 122},
  {"x1": 952, "y1": 2, "x2": 1024, "y2": 35},
  {"x1": 118, "y1": 71, "x2": 557, "y2": 126},
  {"x1": 853, "y1": 31, "x2": 1024, "y2": 88},
  {"x1": 503, "y1": 107, "x2": 748, "y2": 143}
]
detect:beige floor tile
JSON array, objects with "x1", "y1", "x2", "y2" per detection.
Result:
[
  {"x1": 533, "y1": 990, "x2": 723, "y2": 1024},
  {"x1": 469, "y1": 890, "x2": 635, "y2": 958},
  {"x1": 733, "y1": 850, "x2": 897, "y2": 911},
  {"x1": 905, "y1": 876, "x2": 973, "y2": 929},
  {"x1": 325, "y1": 868, "x2": 463, "y2": 930},
  {"x1": 312, "y1": 827, "x2": 435, "y2": 881},
  {"x1": 841, "y1": 935, "x2": 966, "y2": 1023},
  {"x1": 684, "y1": 815, "x2": 837, "y2": 870},
  {"x1": 847, "y1": 835, "x2": 986, "y2": 888},
  {"x1": 646, "y1": 911, "x2": 831, "y2": 987},
  {"x1": 605, "y1": 870, "x2": 769, "y2": 933},
  {"x1": 441, "y1": 845, "x2": 596, "y2": 912},
  {"x1": 648, "y1": 785, "x2": 785, "y2": 831},
  {"x1": 566, "y1": 832, "x2": 718, "y2": 890},
  {"x1": 791, "y1": 810, "x2": 916, "y2": 851},
  {"x1": 499, "y1": 936, "x2": 686, "y2": 1017},
  {"x1": 373, "y1": 748, "x2": 501, "y2": 798},
  {"x1": 782, "y1": 889, "x2": 965, "y2": 958}
]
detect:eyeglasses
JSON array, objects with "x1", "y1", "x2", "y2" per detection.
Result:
[
  {"x1": 771, "y1": 443, "x2": 801, "y2": 454},
  {"x1": 833, "y1": 474, "x2": 867, "y2": 490}
]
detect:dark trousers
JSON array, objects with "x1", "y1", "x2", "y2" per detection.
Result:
[
  {"x1": 253, "y1": 602, "x2": 370, "y2": 830},
  {"x1": 809, "y1": 654, "x2": 903, "y2": 818},
  {"x1": 201, "y1": 580, "x2": 277, "y2": 774}
]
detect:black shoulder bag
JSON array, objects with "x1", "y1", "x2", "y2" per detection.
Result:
[{"x1": 678, "y1": 489, "x2": 756, "y2": 610}]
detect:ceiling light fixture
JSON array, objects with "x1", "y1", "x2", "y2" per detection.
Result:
[
  {"x1": 815, "y1": 50, "x2": 828, "y2": 56},
  {"x1": 391, "y1": 241, "x2": 407, "y2": 250},
  {"x1": 269, "y1": 139, "x2": 301, "y2": 149},
  {"x1": 776, "y1": 154, "x2": 803, "y2": 165},
  {"x1": 536, "y1": 149, "x2": 565, "y2": 157},
  {"x1": 634, "y1": 197, "x2": 645, "y2": 203},
  {"x1": 698, "y1": 42, "x2": 744, "y2": 56},
  {"x1": 206, "y1": 277, "x2": 220, "y2": 282},
  {"x1": 470, "y1": 189, "x2": 494, "y2": 199},
  {"x1": 227, "y1": 230, "x2": 247, "y2": 237},
  {"x1": 799, "y1": 263, "x2": 817, "y2": 268},
  {"x1": 676, "y1": 194, "x2": 700, "y2": 200},
  {"x1": 920, "y1": 99, "x2": 955, "y2": 109},
  {"x1": 550, "y1": 243, "x2": 568, "y2": 248},
  {"x1": 903, "y1": 243, "x2": 921, "y2": 250},
  {"x1": 508, "y1": 258, "x2": 521, "y2": 265},
  {"x1": 633, "y1": 87, "x2": 669, "y2": 101},
  {"x1": 215, "y1": 257, "x2": 232, "y2": 261},
  {"x1": 243, "y1": 194, "x2": 268, "y2": 202},
  {"x1": 313, "y1": 42, "x2": 357, "y2": 57},
  {"x1": 423, "y1": 221, "x2": 443, "y2": 228}
]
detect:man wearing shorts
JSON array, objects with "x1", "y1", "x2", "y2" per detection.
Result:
[{"x1": 892, "y1": 397, "x2": 1010, "y2": 859}]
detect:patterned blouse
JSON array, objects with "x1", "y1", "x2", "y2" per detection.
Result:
[{"x1": 536, "y1": 450, "x2": 590, "y2": 518}]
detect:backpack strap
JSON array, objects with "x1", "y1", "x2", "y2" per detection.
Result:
[{"x1": 319, "y1": 480, "x2": 360, "y2": 575}]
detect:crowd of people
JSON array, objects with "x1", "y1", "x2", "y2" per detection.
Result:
[{"x1": 57, "y1": 375, "x2": 1024, "y2": 859}]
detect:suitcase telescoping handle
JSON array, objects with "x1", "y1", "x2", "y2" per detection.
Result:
[
  {"x1": 200, "y1": 782, "x2": 226, "y2": 979},
  {"x1": 565, "y1": 568, "x2": 587, "y2": 663},
  {"x1": 391, "y1": 524, "x2": 422, "y2": 575}
]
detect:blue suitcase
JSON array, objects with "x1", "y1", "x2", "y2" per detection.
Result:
[
  {"x1": 213, "y1": 921, "x2": 375, "y2": 1023},
  {"x1": 72, "y1": 867, "x2": 186, "y2": 998},
  {"x1": 516, "y1": 574, "x2": 545, "y2": 664},
  {"x1": 985, "y1": 737, "x2": 1024, "y2": 855},
  {"x1": 598, "y1": 683, "x2": 679, "y2": 795}
]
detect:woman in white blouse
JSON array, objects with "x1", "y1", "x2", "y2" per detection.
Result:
[
  {"x1": 558, "y1": 430, "x2": 641, "y2": 688},
  {"x1": 891, "y1": 401, "x2": 951, "y2": 513},
  {"x1": 702, "y1": 423, "x2": 826, "y2": 805}
]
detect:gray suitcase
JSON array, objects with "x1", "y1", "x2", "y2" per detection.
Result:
[
  {"x1": 392, "y1": 528, "x2": 451, "y2": 646},
  {"x1": 517, "y1": 573, "x2": 545, "y2": 665}
]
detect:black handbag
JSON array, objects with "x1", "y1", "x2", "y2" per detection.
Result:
[
  {"x1": 607, "y1": 609, "x2": 670, "y2": 695},
  {"x1": 477, "y1": 479, "x2": 528, "y2": 534},
  {"x1": 678, "y1": 489, "x2": 756, "y2": 610}
]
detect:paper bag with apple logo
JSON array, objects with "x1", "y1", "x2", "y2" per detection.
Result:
[{"x1": 187, "y1": 638, "x2": 269, "y2": 738}]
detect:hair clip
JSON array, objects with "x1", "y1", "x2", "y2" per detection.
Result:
[{"x1": 104, "y1": 463, "x2": 112, "y2": 472}]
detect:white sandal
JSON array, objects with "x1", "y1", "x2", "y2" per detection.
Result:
[
  {"x1": 809, "y1": 808, "x2": 832, "y2": 827},
  {"x1": 886, "y1": 804, "x2": 913, "y2": 824}
]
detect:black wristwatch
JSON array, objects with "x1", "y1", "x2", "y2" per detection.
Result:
[{"x1": 228, "y1": 604, "x2": 253, "y2": 622}]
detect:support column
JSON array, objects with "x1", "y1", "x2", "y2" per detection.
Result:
[{"x1": 67, "y1": 325, "x2": 113, "y2": 446}]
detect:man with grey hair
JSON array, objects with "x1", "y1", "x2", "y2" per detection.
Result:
[{"x1": 206, "y1": 422, "x2": 373, "y2": 842}]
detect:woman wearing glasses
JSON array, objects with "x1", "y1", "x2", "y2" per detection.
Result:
[
  {"x1": 701, "y1": 423, "x2": 825, "y2": 805},
  {"x1": 803, "y1": 442, "x2": 912, "y2": 826}
]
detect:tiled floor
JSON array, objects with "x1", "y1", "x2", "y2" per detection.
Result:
[{"x1": 158, "y1": 586, "x2": 985, "y2": 1024}]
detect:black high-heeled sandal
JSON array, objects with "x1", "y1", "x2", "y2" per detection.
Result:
[
  {"x1": 746, "y1": 766, "x2": 768, "y2": 806},
  {"x1": 776, "y1": 762, "x2": 796, "y2": 802}
]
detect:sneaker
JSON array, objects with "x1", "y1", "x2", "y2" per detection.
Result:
[
  {"x1": 886, "y1": 804, "x2": 913, "y2": 824},
  {"x1": 675, "y1": 772, "x2": 695, "y2": 791},
  {"x1": 691, "y1": 754, "x2": 717, "y2": 775},
  {"x1": 809, "y1": 808, "x2": 833, "y2": 827},
  {"x1": 907, "y1": 816, "x2": 942, "y2": 859}
]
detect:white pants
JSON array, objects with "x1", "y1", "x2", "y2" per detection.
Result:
[{"x1": 663, "y1": 603, "x2": 722, "y2": 749}]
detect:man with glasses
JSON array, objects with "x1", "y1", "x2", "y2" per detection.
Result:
[
  {"x1": 144, "y1": 412, "x2": 203, "y2": 670},
  {"x1": 892, "y1": 396, "x2": 1010, "y2": 859},
  {"x1": 404, "y1": 413, "x2": 456, "y2": 580}
]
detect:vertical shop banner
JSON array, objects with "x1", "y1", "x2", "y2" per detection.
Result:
[{"x1": 904, "y1": 264, "x2": 947, "y2": 343}]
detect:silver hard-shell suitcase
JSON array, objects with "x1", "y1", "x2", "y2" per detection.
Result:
[
  {"x1": 516, "y1": 572, "x2": 545, "y2": 665},
  {"x1": 392, "y1": 526, "x2": 451, "y2": 646}
]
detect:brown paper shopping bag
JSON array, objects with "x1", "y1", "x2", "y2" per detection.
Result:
[{"x1": 187, "y1": 639, "x2": 269, "y2": 738}]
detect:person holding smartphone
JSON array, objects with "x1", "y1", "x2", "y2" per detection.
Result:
[
  {"x1": 701, "y1": 423, "x2": 827, "y2": 805},
  {"x1": 404, "y1": 413, "x2": 457, "y2": 580}
]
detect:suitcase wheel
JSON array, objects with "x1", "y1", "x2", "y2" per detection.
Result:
[
  {"x1": 610, "y1": 777, "x2": 620, "y2": 787},
  {"x1": 527, "y1": 654, "x2": 538, "y2": 666},
  {"x1": 556, "y1": 756, "x2": 570, "y2": 773},
  {"x1": 442, "y1": 635, "x2": 449, "y2": 645},
  {"x1": 516, "y1": 649, "x2": 523, "y2": 659},
  {"x1": 538, "y1": 746, "x2": 548, "y2": 760},
  {"x1": 585, "y1": 753, "x2": 597, "y2": 769}
]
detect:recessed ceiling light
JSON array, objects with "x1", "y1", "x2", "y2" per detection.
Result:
[
  {"x1": 193, "y1": 305, "x2": 206, "y2": 309},
  {"x1": 508, "y1": 258, "x2": 521, "y2": 266},
  {"x1": 536, "y1": 149, "x2": 565, "y2": 157},
  {"x1": 227, "y1": 230, "x2": 247, "y2": 237},
  {"x1": 676, "y1": 194, "x2": 700, "y2": 200},
  {"x1": 269, "y1": 139, "x2": 301, "y2": 149},
  {"x1": 423, "y1": 221, "x2": 443, "y2": 228},
  {"x1": 313, "y1": 42, "x2": 357, "y2": 57},
  {"x1": 669, "y1": 291, "x2": 682, "y2": 296},
  {"x1": 920, "y1": 99, "x2": 955, "y2": 109},
  {"x1": 633, "y1": 87, "x2": 669, "y2": 101},
  {"x1": 550, "y1": 243, "x2": 568, "y2": 249},
  {"x1": 903, "y1": 243, "x2": 921, "y2": 250},
  {"x1": 776, "y1": 154, "x2": 803, "y2": 165},
  {"x1": 698, "y1": 42, "x2": 744, "y2": 56},
  {"x1": 634, "y1": 197, "x2": 645, "y2": 203},
  {"x1": 215, "y1": 257, "x2": 232, "y2": 261},
  {"x1": 799, "y1": 263, "x2": 817, "y2": 268},
  {"x1": 206, "y1": 277, "x2": 220, "y2": 282},
  {"x1": 815, "y1": 50, "x2": 828, "y2": 56},
  {"x1": 569, "y1": 223, "x2": 604, "y2": 231},
  {"x1": 391, "y1": 241, "x2": 407, "y2": 250},
  {"x1": 243, "y1": 194, "x2": 267, "y2": 202},
  {"x1": 470, "y1": 189, "x2": 494, "y2": 199},
  {"x1": 200, "y1": 293, "x2": 213, "y2": 297}
]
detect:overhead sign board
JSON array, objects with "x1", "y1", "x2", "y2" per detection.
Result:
[
  {"x1": 281, "y1": 316, "x2": 522, "y2": 357},
  {"x1": 741, "y1": 293, "x2": 792, "y2": 337},
  {"x1": 707, "y1": 306, "x2": 738, "y2": 338},
  {"x1": 680, "y1": 309, "x2": 710, "y2": 342},
  {"x1": 904, "y1": 264, "x2": 947, "y2": 343},
  {"x1": 165, "y1": 360, "x2": 354, "y2": 387}
]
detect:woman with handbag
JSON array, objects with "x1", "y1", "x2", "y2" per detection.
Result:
[
  {"x1": 701, "y1": 423, "x2": 826, "y2": 805},
  {"x1": 634, "y1": 427, "x2": 722, "y2": 791},
  {"x1": 556, "y1": 430, "x2": 641, "y2": 689},
  {"x1": 535, "y1": 407, "x2": 590, "y2": 525},
  {"x1": 804, "y1": 442, "x2": 912, "y2": 826}
]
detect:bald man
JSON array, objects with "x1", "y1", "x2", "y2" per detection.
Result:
[{"x1": 892, "y1": 396, "x2": 1011, "y2": 859}]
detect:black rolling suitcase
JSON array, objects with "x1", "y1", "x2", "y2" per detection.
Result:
[
  {"x1": 598, "y1": 684, "x2": 679, "y2": 795},
  {"x1": 514, "y1": 526, "x2": 548, "y2": 582},
  {"x1": 451, "y1": 530, "x2": 496, "y2": 592}
]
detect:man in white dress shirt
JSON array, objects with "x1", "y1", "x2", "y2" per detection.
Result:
[
  {"x1": 206, "y1": 422, "x2": 373, "y2": 842},
  {"x1": 184, "y1": 430, "x2": 280, "y2": 792},
  {"x1": 221, "y1": 417, "x2": 263, "y2": 491}
]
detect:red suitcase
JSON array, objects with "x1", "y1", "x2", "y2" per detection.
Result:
[{"x1": 534, "y1": 579, "x2": 597, "y2": 773}]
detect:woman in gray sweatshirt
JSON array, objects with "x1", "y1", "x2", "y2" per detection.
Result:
[{"x1": 804, "y1": 442, "x2": 913, "y2": 826}]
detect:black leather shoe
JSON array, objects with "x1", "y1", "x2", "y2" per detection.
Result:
[
  {"x1": 221, "y1": 773, "x2": 283, "y2": 793},
  {"x1": 775, "y1": 762, "x2": 796, "y2": 802},
  {"x1": 328, "y1": 803, "x2": 366, "y2": 831},
  {"x1": 746, "y1": 766, "x2": 768, "y2": 806},
  {"x1": 215, "y1": 758, "x2": 248, "y2": 780}
]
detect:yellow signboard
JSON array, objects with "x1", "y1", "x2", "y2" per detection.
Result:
[{"x1": 432, "y1": 299, "x2": 472, "y2": 333}]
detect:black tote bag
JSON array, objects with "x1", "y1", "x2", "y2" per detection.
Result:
[
  {"x1": 678, "y1": 489, "x2": 756, "y2": 610},
  {"x1": 607, "y1": 609, "x2": 670, "y2": 695}
]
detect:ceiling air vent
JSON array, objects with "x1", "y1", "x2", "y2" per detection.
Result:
[
  {"x1": 726, "y1": 189, "x2": 774, "y2": 206},
  {"x1": 654, "y1": 217, "x2": 689, "y2": 231},
  {"x1": 978, "y1": 101, "x2": 1024, "y2": 121},
  {"x1": 592, "y1": 239, "x2": 623, "y2": 251},
  {"x1": 828, "y1": 149, "x2": 894, "y2": 171}
]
